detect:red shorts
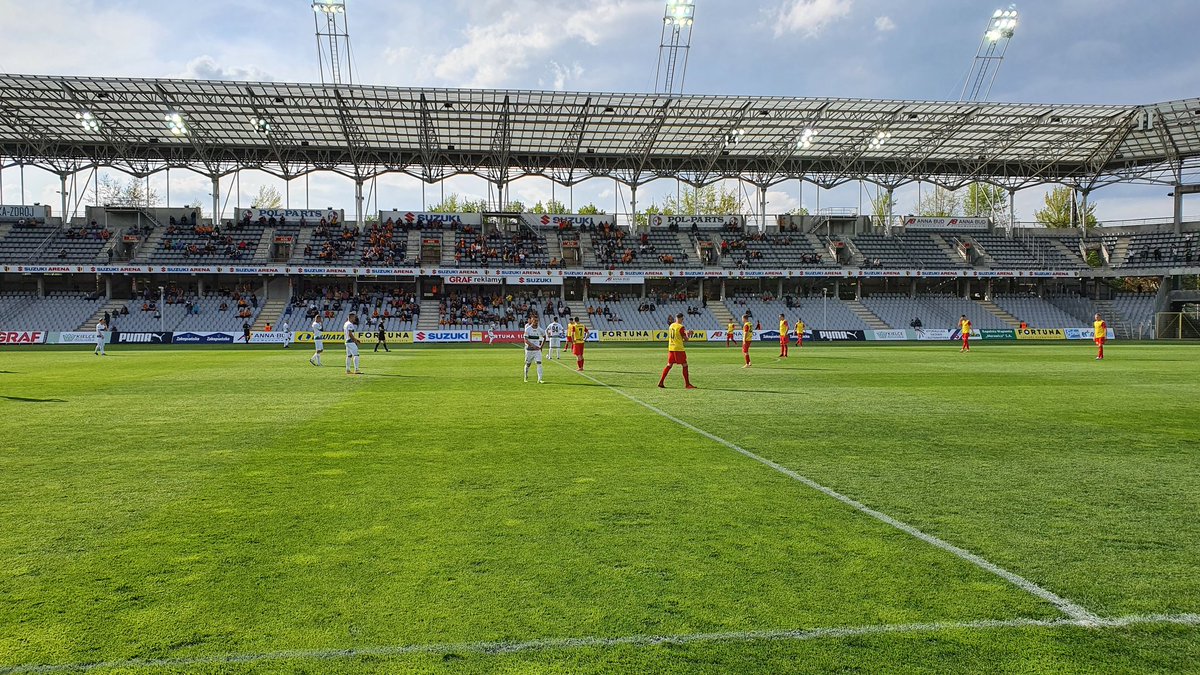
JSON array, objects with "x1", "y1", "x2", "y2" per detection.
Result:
[
  {"x1": 780, "y1": 338, "x2": 789, "y2": 345},
  {"x1": 573, "y1": 343, "x2": 584, "y2": 356},
  {"x1": 667, "y1": 351, "x2": 687, "y2": 365},
  {"x1": 742, "y1": 342, "x2": 751, "y2": 353},
  {"x1": 1095, "y1": 337, "x2": 1106, "y2": 345}
]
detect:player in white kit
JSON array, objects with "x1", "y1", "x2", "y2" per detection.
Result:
[
  {"x1": 309, "y1": 318, "x2": 324, "y2": 366},
  {"x1": 523, "y1": 315, "x2": 546, "y2": 384},
  {"x1": 281, "y1": 321, "x2": 291, "y2": 349},
  {"x1": 94, "y1": 319, "x2": 107, "y2": 356},
  {"x1": 344, "y1": 313, "x2": 362, "y2": 375},
  {"x1": 545, "y1": 318, "x2": 564, "y2": 359}
]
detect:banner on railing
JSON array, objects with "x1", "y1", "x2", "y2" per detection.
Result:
[
  {"x1": 648, "y1": 215, "x2": 744, "y2": 230},
  {"x1": 980, "y1": 329, "x2": 1016, "y2": 340},
  {"x1": 521, "y1": 213, "x2": 617, "y2": 230},
  {"x1": 239, "y1": 208, "x2": 343, "y2": 223},
  {"x1": 380, "y1": 211, "x2": 483, "y2": 227},
  {"x1": 0, "y1": 205, "x2": 49, "y2": 222},
  {"x1": 444, "y1": 275, "x2": 503, "y2": 285},
  {"x1": 900, "y1": 216, "x2": 990, "y2": 231}
]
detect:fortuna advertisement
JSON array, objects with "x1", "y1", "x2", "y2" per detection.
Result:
[
  {"x1": 1015, "y1": 328, "x2": 1067, "y2": 340},
  {"x1": 470, "y1": 330, "x2": 526, "y2": 344},
  {"x1": 294, "y1": 331, "x2": 414, "y2": 344}
]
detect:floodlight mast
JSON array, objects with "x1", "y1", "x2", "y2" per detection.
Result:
[
  {"x1": 959, "y1": 5, "x2": 1019, "y2": 102},
  {"x1": 312, "y1": 0, "x2": 354, "y2": 87},
  {"x1": 654, "y1": 0, "x2": 695, "y2": 96}
]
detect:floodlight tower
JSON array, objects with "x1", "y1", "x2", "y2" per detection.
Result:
[
  {"x1": 654, "y1": 0, "x2": 695, "y2": 96},
  {"x1": 312, "y1": 0, "x2": 355, "y2": 86},
  {"x1": 959, "y1": 5, "x2": 1019, "y2": 102}
]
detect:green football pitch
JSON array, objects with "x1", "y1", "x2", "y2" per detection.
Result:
[{"x1": 1, "y1": 342, "x2": 1198, "y2": 673}]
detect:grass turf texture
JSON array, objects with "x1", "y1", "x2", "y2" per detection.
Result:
[{"x1": 1, "y1": 342, "x2": 1198, "y2": 673}]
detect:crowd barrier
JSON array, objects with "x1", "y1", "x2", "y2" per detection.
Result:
[{"x1": 0, "y1": 327, "x2": 1117, "y2": 346}]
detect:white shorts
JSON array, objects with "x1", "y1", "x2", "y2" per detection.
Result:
[
  {"x1": 549, "y1": 338, "x2": 561, "y2": 348},
  {"x1": 346, "y1": 343, "x2": 359, "y2": 357},
  {"x1": 95, "y1": 337, "x2": 104, "y2": 346},
  {"x1": 524, "y1": 349, "x2": 543, "y2": 364},
  {"x1": 314, "y1": 340, "x2": 324, "y2": 350}
]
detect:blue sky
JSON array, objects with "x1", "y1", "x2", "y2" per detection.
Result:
[{"x1": 1, "y1": 0, "x2": 1197, "y2": 223}]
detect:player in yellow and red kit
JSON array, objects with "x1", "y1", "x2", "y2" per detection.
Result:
[
  {"x1": 1093, "y1": 313, "x2": 1107, "y2": 360},
  {"x1": 658, "y1": 313, "x2": 696, "y2": 389},
  {"x1": 959, "y1": 315, "x2": 972, "y2": 352},
  {"x1": 572, "y1": 319, "x2": 588, "y2": 371},
  {"x1": 778, "y1": 314, "x2": 789, "y2": 357},
  {"x1": 795, "y1": 318, "x2": 805, "y2": 348},
  {"x1": 741, "y1": 314, "x2": 753, "y2": 367}
]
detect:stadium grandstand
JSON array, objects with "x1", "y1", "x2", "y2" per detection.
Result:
[{"x1": 0, "y1": 74, "x2": 1198, "y2": 343}]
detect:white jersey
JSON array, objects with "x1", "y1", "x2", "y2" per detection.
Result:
[
  {"x1": 547, "y1": 321, "x2": 563, "y2": 338},
  {"x1": 312, "y1": 321, "x2": 323, "y2": 344},
  {"x1": 524, "y1": 325, "x2": 546, "y2": 351},
  {"x1": 281, "y1": 322, "x2": 289, "y2": 333},
  {"x1": 95, "y1": 322, "x2": 106, "y2": 339},
  {"x1": 344, "y1": 321, "x2": 357, "y2": 342}
]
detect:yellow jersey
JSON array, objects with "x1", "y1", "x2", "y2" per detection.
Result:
[
  {"x1": 668, "y1": 322, "x2": 687, "y2": 352},
  {"x1": 960, "y1": 319, "x2": 971, "y2": 334},
  {"x1": 727, "y1": 322, "x2": 735, "y2": 334},
  {"x1": 796, "y1": 321, "x2": 805, "y2": 334},
  {"x1": 573, "y1": 323, "x2": 587, "y2": 342},
  {"x1": 779, "y1": 319, "x2": 789, "y2": 335},
  {"x1": 742, "y1": 321, "x2": 753, "y2": 343},
  {"x1": 1094, "y1": 320, "x2": 1106, "y2": 337}
]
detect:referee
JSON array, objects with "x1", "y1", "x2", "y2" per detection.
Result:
[{"x1": 374, "y1": 325, "x2": 390, "y2": 352}]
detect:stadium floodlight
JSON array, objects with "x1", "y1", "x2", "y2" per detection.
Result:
[
  {"x1": 664, "y1": 0, "x2": 695, "y2": 26},
  {"x1": 961, "y1": 5, "x2": 1019, "y2": 101},
  {"x1": 868, "y1": 130, "x2": 892, "y2": 150},
  {"x1": 312, "y1": 0, "x2": 344, "y2": 14},
  {"x1": 75, "y1": 110, "x2": 100, "y2": 132},
  {"x1": 797, "y1": 127, "x2": 816, "y2": 150},
  {"x1": 250, "y1": 116, "x2": 272, "y2": 134},
  {"x1": 164, "y1": 111, "x2": 187, "y2": 136},
  {"x1": 654, "y1": 0, "x2": 695, "y2": 95}
]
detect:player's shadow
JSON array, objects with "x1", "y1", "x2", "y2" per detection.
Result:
[
  {"x1": 550, "y1": 380, "x2": 603, "y2": 388},
  {"x1": 360, "y1": 373, "x2": 421, "y2": 379},
  {"x1": 1, "y1": 395, "x2": 66, "y2": 403}
]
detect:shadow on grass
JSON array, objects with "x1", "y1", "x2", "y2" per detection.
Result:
[{"x1": 2, "y1": 395, "x2": 67, "y2": 403}]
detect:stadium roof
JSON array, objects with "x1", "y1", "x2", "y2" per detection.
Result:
[{"x1": 1, "y1": 73, "x2": 1198, "y2": 191}]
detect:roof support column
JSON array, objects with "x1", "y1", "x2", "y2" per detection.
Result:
[
  {"x1": 1080, "y1": 189, "x2": 1090, "y2": 234},
  {"x1": 885, "y1": 187, "x2": 894, "y2": 236},
  {"x1": 355, "y1": 179, "x2": 364, "y2": 226},
  {"x1": 630, "y1": 184, "x2": 637, "y2": 232},
  {"x1": 59, "y1": 174, "x2": 68, "y2": 228},
  {"x1": 1007, "y1": 189, "x2": 1016, "y2": 239},
  {"x1": 759, "y1": 185, "x2": 767, "y2": 233},
  {"x1": 1174, "y1": 185, "x2": 1184, "y2": 235},
  {"x1": 211, "y1": 176, "x2": 220, "y2": 225}
]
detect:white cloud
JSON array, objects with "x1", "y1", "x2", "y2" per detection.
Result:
[
  {"x1": 174, "y1": 56, "x2": 274, "y2": 82},
  {"x1": 385, "y1": 0, "x2": 654, "y2": 89},
  {"x1": 772, "y1": 0, "x2": 854, "y2": 38},
  {"x1": 874, "y1": 15, "x2": 896, "y2": 32}
]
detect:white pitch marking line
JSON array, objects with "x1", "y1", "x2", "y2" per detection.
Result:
[
  {"x1": 558, "y1": 361, "x2": 1100, "y2": 623},
  {"x1": 3, "y1": 614, "x2": 1199, "y2": 674}
]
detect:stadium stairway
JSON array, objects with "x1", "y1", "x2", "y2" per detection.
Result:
[
  {"x1": 546, "y1": 235, "x2": 563, "y2": 263},
  {"x1": 977, "y1": 299, "x2": 1021, "y2": 328},
  {"x1": 80, "y1": 298, "x2": 127, "y2": 331},
  {"x1": 1094, "y1": 299, "x2": 1130, "y2": 338},
  {"x1": 1107, "y1": 238, "x2": 1131, "y2": 267},
  {"x1": 289, "y1": 228, "x2": 315, "y2": 263},
  {"x1": 253, "y1": 298, "x2": 288, "y2": 331},
  {"x1": 406, "y1": 230, "x2": 423, "y2": 262},
  {"x1": 933, "y1": 234, "x2": 968, "y2": 266},
  {"x1": 440, "y1": 240, "x2": 457, "y2": 267},
  {"x1": 0, "y1": 223, "x2": 12, "y2": 246},
  {"x1": 133, "y1": 228, "x2": 167, "y2": 262},
  {"x1": 845, "y1": 299, "x2": 889, "y2": 330},
  {"x1": 579, "y1": 233, "x2": 599, "y2": 268},
  {"x1": 96, "y1": 235, "x2": 122, "y2": 263},
  {"x1": 418, "y1": 301, "x2": 440, "y2": 331},
  {"x1": 252, "y1": 228, "x2": 276, "y2": 263},
  {"x1": 709, "y1": 302, "x2": 736, "y2": 329},
  {"x1": 967, "y1": 237, "x2": 999, "y2": 268}
]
